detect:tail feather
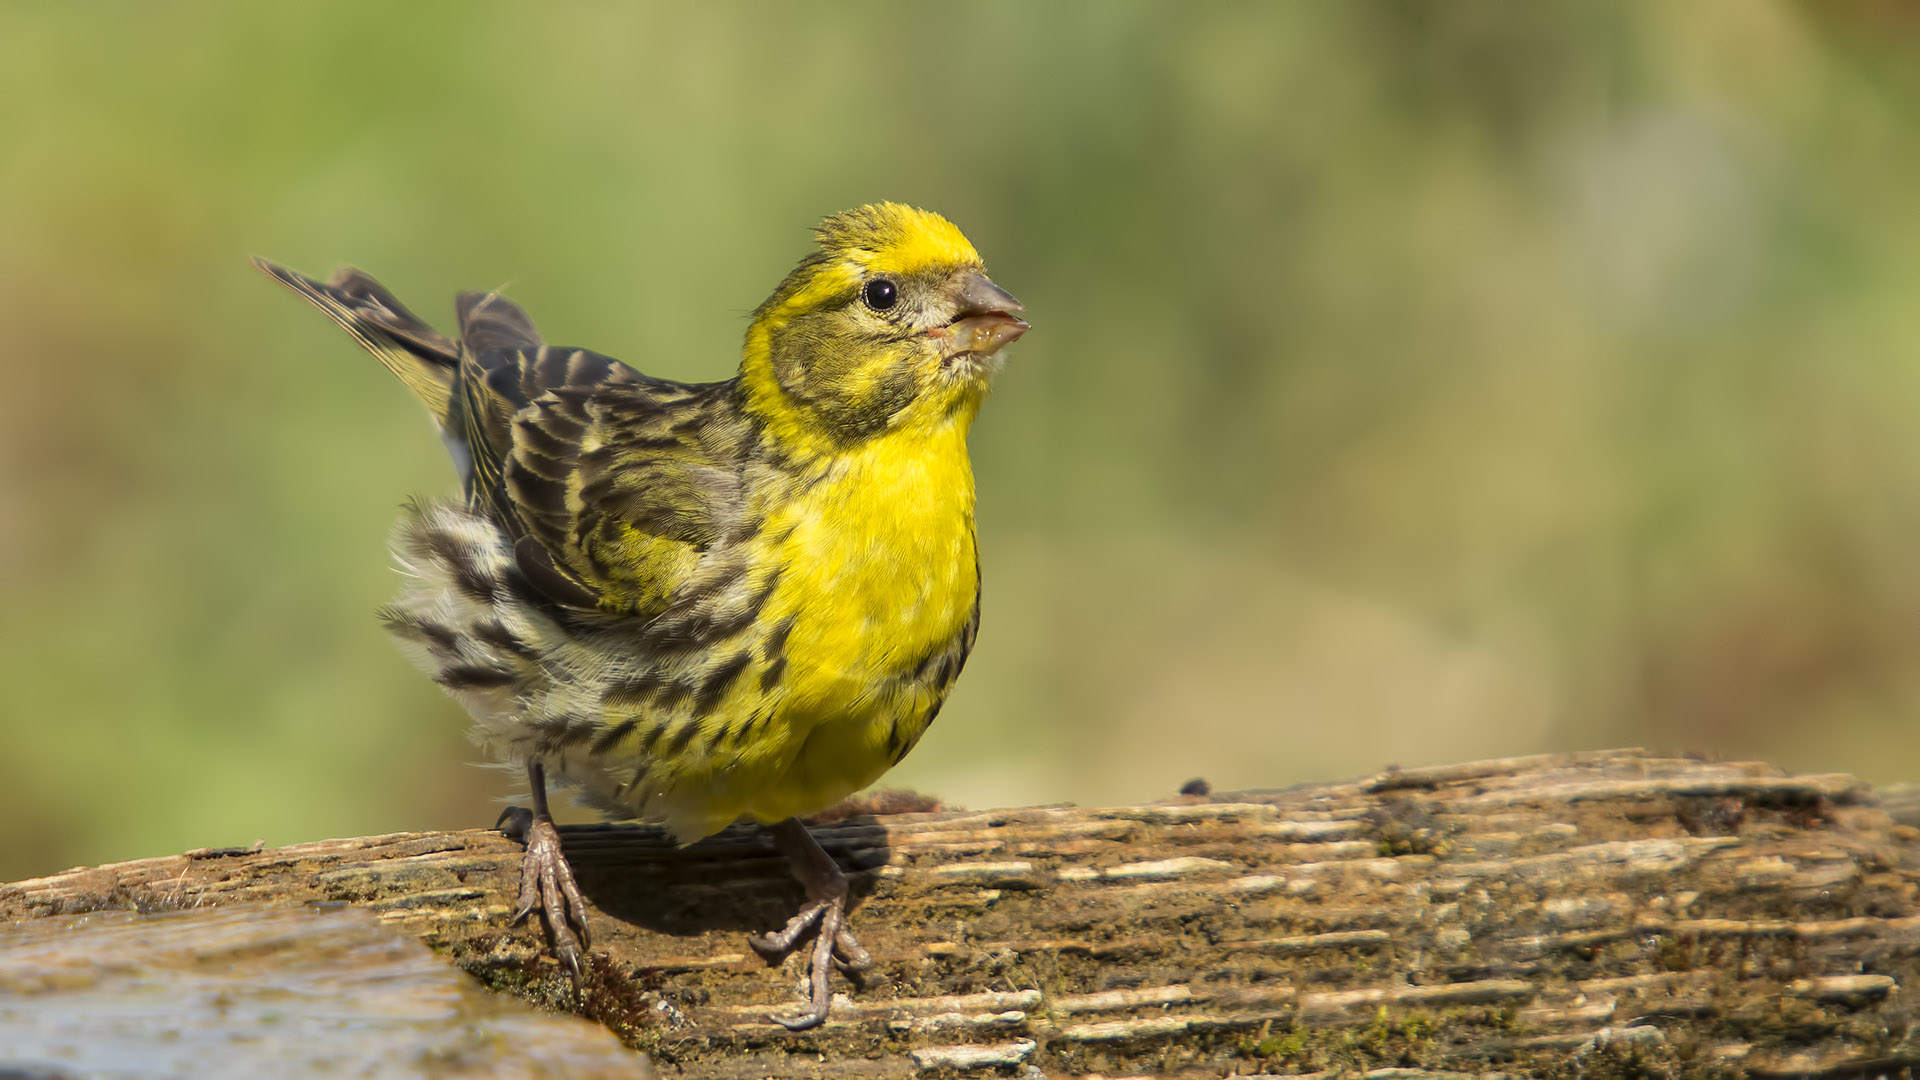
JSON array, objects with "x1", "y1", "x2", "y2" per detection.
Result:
[
  {"x1": 253, "y1": 257, "x2": 460, "y2": 426},
  {"x1": 456, "y1": 289, "x2": 543, "y2": 357}
]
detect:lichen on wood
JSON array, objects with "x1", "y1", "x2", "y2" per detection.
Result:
[{"x1": 5, "y1": 749, "x2": 1919, "y2": 1078}]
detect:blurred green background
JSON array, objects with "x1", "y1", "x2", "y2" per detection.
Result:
[{"x1": 5, "y1": 2, "x2": 1920, "y2": 881}]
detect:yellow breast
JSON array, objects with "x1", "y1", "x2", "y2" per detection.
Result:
[
  {"x1": 739, "y1": 417, "x2": 979, "y2": 820},
  {"x1": 769, "y1": 420, "x2": 976, "y2": 707}
]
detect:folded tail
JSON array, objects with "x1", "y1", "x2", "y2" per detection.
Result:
[{"x1": 253, "y1": 258, "x2": 461, "y2": 426}]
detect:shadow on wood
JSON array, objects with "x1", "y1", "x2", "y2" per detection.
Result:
[
  {"x1": 6, "y1": 749, "x2": 1920, "y2": 1078},
  {"x1": 558, "y1": 816, "x2": 892, "y2": 941}
]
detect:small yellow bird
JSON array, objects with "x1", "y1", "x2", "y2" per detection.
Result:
[{"x1": 256, "y1": 203, "x2": 1025, "y2": 1028}]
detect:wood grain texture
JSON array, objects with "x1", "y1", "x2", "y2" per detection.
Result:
[{"x1": 6, "y1": 749, "x2": 1920, "y2": 1078}]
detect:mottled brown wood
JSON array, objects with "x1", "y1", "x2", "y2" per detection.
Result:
[{"x1": 6, "y1": 749, "x2": 1920, "y2": 1078}]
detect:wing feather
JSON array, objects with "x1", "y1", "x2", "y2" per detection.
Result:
[
  {"x1": 448, "y1": 299, "x2": 751, "y2": 616},
  {"x1": 262, "y1": 260, "x2": 750, "y2": 618}
]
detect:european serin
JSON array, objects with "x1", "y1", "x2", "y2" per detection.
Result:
[{"x1": 256, "y1": 203, "x2": 1026, "y2": 1028}]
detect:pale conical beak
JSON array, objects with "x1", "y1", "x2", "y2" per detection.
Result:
[{"x1": 939, "y1": 272, "x2": 1029, "y2": 358}]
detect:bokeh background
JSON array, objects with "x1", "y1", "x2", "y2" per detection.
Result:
[{"x1": 5, "y1": 2, "x2": 1920, "y2": 881}]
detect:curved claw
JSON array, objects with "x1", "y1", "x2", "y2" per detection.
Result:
[
  {"x1": 833, "y1": 926, "x2": 874, "y2": 972},
  {"x1": 496, "y1": 805, "x2": 534, "y2": 842}
]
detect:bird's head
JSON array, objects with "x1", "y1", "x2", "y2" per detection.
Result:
[{"x1": 741, "y1": 203, "x2": 1027, "y2": 451}]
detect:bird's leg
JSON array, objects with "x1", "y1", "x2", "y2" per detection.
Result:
[
  {"x1": 496, "y1": 759, "x2": 592, "y2": 994},
  {"x1": 747, "y1": 817, "x2": 874, "y2": 1030}
]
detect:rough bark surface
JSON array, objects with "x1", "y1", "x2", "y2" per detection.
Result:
[{"x1": 7, "y1": 749, "x2": 1920, "y2": 1078}]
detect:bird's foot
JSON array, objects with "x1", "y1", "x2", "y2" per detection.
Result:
[
  {"x1": 747, "y1": 891, "x2": 873, "y2": 1030},
  {"x1": 497, "y1": 805, "x2": 592, "y2": 994},
  {"x1": 748, "y1": 818, "x2": 874, "y2": 1031}
]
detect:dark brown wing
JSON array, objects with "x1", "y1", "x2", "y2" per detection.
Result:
[{"x1": 450, "y1": 292, "x2": 752, "y2": 615}]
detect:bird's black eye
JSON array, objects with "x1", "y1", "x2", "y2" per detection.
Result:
[{"x1": 862, "y1": 278, "x2": 898, "y2": 311}]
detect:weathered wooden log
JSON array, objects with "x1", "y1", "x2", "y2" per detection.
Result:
[{"x1": 6, "y1": 749, "x2": 1920, "y2": 1078}]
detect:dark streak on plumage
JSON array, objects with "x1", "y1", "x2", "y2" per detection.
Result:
[
  {"x1": 619, "y1": 434, "x2": 690, "y2": 455},
  {"x1": 380, "y1": 609, "x2": 460, "y2": 653},
  {"x1": 623, "y1": 759, "x2": 650, "y2": 799},
  {"x1": 529, "y1": 712, "x2": 597, "y2": 754},
  {"x1": 591, "y1": 717, "x2": 639, "y2": 755},
  {"x1": 694, "y1": 566, "x2": 782, "y2": 644},
  {"x1": 505, "y1": 466, "x2": 569, "y2": 519},
  {"x1": 660, "y1": 719, "x2": 701, "y2": 760},
  {"x1": 655, "y1": 678, "x2": 697, "y2": 714},
  {"x1": 762, "y1": 615, "x2": 797, "y2": 662},
  {"x1": 512, "y1": 536, "x2": 602, "y2": 610},
  {"x1": 638, "y1": 560, "x2": 753, "y2": 651},
  {"x1": 514, "y1": 448, "x2": 571, "y2": 484},
  {"x1": 759, "y1": 655, "x2": 788, "y2": 693},
  {"x1": 514, "y1": 414, "x2": 575, "y2": 461},
  {"x1": 532, "y1": 401, "x2": 584, "y2": 441},
  {"x1": 419, "y1": 528, "x2": 499, "y2": 604},
  {"x1": 699, "y1": 716, "x2": 731, "y2": 757},
  {"x1": 963, "y1": 576, "x2": 982, "y2": 651},
  {"x1": 437, "y1": 664, "x2": 517, "y2": 689},
  {"x1": 472, "y1": 618, "x2": 540, "y2": 660},
  {"x1": 693, "y1": 651, "x2": 753, "y2": 717},
  {"x1": 894, "y1": 700, "x2": 944, "y2": 765},
  {"x1": 909, "y1": 645, "x2": 941, "y2": 683},
  {"x1": 603, "y1": 671, "x2": 665, "y2": 709},
  {"x1": 636, "y1": 719, "x2": 667, "y2": 757}
]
